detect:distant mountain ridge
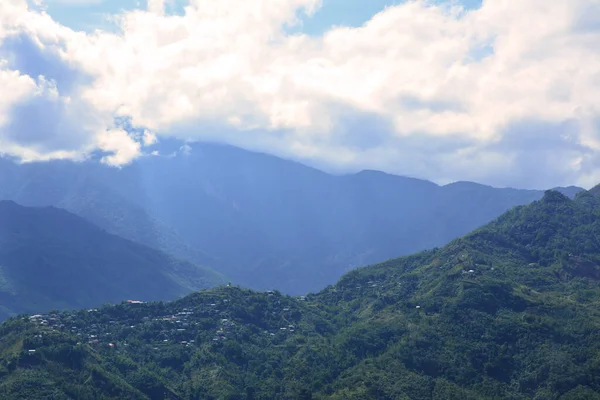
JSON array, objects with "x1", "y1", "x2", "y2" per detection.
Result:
[
  {"x1": 0, "y1": 142, "x2": 584, "y2": 294},
  {"x1": 0, "y1": 201, "x2": 225, "y2": 319}
]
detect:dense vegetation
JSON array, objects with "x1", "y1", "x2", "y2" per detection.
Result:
[
  {"x1": 0, "y1": 201, "x2": 225, "y2": 319},
  {"x1": 2, "y1": 189, "x2": 600, "y2": 398},
  {"x1": 0, "y1": 142, "x2": 581, "y2": 294}
]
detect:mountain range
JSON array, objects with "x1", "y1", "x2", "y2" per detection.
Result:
[
  {"x1": 1, "y1": 188, "x2": 600, "y2": 399},
  {"x1": 0, "y1": 201, "x2": 225, "y2": 319},
  {"x1": 0, "y1": 141, "x2": 582, "y2": 294}
]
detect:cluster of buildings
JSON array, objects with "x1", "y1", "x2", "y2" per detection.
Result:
[{"x1": 25, "y1": 290, "x2": 308, "y2": 352}]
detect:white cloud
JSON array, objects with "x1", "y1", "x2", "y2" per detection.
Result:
[
  {"x1": 96, "y1": 128, "x2": 141, "y2": 165},
  {"x1": 42, "y1": 0, "x2": 103, "y2": 5},
  {"x1": 0, "y1": 63, "x2": 38, "y2": 127},
  {"x1": 142, "y1": 129, "x2": 157, "y2": 146},
  {"x1": 0, "y1": 0, "x2": 600, "y2": 188}
]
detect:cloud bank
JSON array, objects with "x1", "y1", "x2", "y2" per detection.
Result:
[{"x1": 1, "y1": 0, "x2": 599, "y2": 188}]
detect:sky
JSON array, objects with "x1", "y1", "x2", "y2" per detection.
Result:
[
  {"x1": 0, "y1": 0, "x2": 599, "y2": 189},
  {"x1": 41, "y1": 0, "x2": 484, "y2": 35}
]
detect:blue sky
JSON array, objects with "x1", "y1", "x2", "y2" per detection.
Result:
[{"x1": 45, "y1": 0, "x2": 483, "y2": 34}]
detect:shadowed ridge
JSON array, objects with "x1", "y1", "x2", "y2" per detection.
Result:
[{"x1": 0, "y1": 201, "x2": 225, "y2": 319}]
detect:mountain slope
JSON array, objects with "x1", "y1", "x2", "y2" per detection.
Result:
[
  {"x1": 1, "y1": 189, "x2": 600, "y2": 398},
  {"x1": 0, "y1": 201, "x2": 225, "y2": 319},
  {"x1": 0, "y1": 143, "x2": 584, "y2": 294},
  {"x1": 0, "y1": 158, "x2": 221, "y2": 273},
  {"x1": 315, "y1": 189, "x2": 600, "y2": 398}
]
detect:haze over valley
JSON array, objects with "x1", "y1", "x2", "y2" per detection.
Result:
[{"x1": 0, "y1": 142, "x2": 582, "y2": 296}]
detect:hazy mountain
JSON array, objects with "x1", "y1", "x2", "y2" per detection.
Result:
[
  {"x1": 0, "y1": 142, "x2": 584, "y2": 294},
  {"x1": 2, "y1": 189, "x2": 600, "y2": 398},
  {"x1": 0, "y1": 157, "x2": 221, "y2": 271},
  {"x1": 0, "y1": 201, "x2": 225, "y2": 319}
]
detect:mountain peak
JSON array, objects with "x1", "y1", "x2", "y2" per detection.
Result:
[
  {"x1": 0, "y1": 199, "x2": 19, "y2": 206},
  {"x1": 588, "y1": 183, "x2": 600, "y2": 198},
  {"x1": 540, "y1": 189, "x2": 570, "y2": 204}
]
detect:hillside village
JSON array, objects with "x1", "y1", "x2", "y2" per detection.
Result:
[{"x1": 20, "y1": 287, "x2": 319, "y2": 356}]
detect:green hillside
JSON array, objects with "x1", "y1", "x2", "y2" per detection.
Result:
[
  {"x1": 0, "y1": 201, "x2": 226, "y2": 319},
  {"x1": 2, "y1": 189, "x2": 600, "y2": 399}
]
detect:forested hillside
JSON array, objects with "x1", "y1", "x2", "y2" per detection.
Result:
[{"x1": 2, "y1": 189, "x2": 600, "y2": 399}]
